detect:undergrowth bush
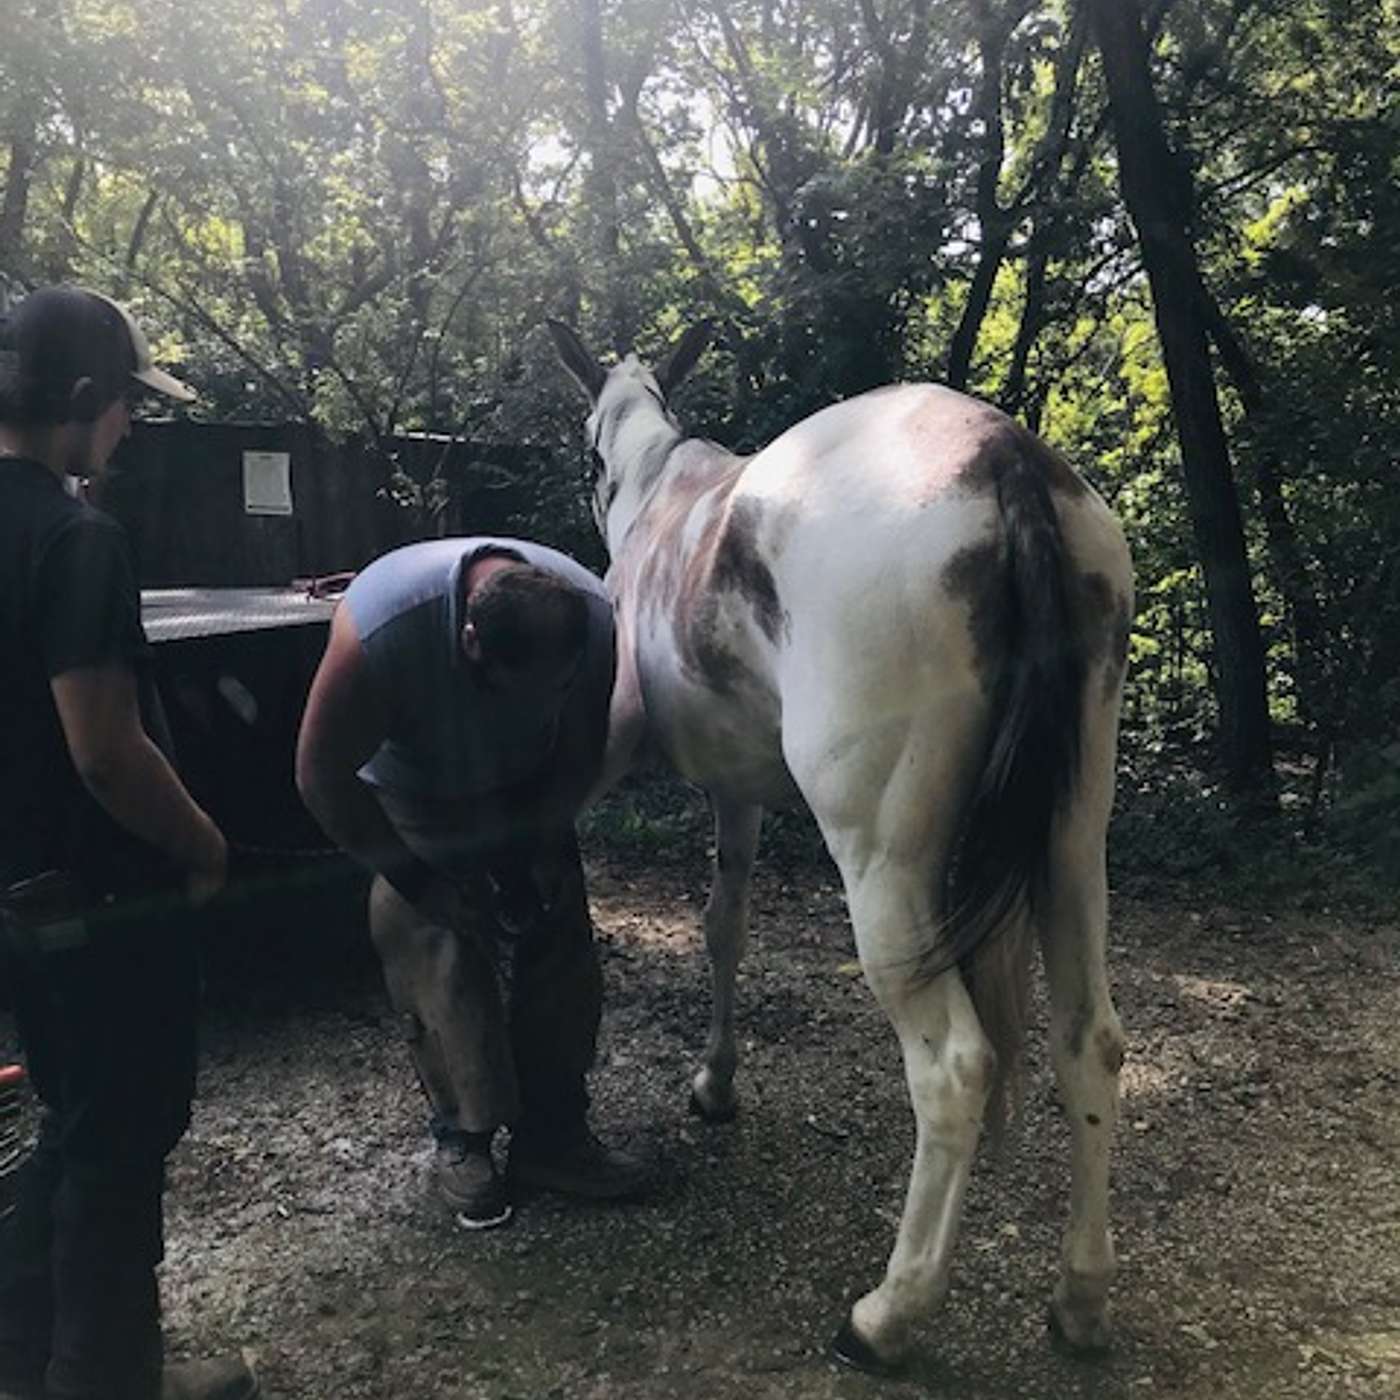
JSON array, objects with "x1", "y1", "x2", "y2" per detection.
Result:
[{"x1": 580, "y1": 731, "x2": 1398, "y2": 918}]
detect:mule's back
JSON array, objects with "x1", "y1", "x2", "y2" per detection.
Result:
[
  {"x1": 634, "y1": 383, "x2": 1129, "y2": 803},
  {"x1": 736, "y1": 381, "x2": 1124, "y2": 603}
]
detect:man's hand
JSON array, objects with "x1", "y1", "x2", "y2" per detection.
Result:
[{"x1": 412, "y1": 873, "x2": 462, "y2": 929}]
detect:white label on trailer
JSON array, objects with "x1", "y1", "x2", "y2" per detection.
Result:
[{"x1": 243, "y1": 451, "x2": 293, "y2": 515}]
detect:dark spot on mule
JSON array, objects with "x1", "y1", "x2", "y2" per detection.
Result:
[
  {"x1": 689, "y1": 623, "x2": 745, "y2": 696},
  {"x1": 1067, "y1": 996, "x2": 1093, "y2": 1058},
  {"x1": 956, "y1": 432, "x2": 1011, "y2": 496},
  {"x1": 1106, "y1": 596, "x2": 1132, "y2": 699},
  {"x1": 1096, "y1": 1026, "x2": 1125, "y2": 1076},
  {"x1": 957, "y1": 425, "x2": 1089, "y2": 500},
  {"x1": 637, "y1": 541, "x2": 681, "y2": 614},
  {"x1": 942, "y1": 537, "x2": 1009, "y2": 692},
  {"x1": 1027, "y1": 432, "x2": 1090, "y2": 499},
  {"x1": 1112, "y1": 605, "x2": 1130, "y2": 665},
  {"x1": 618, "y1": 450, "x2": 771, "y2": 697},
  {"x1": 713, "y1": 500, "x2": 787, "y2": 643},
  {"x1": 606, "y1": 398, "x2": 638, "y2": 444},
  {"x1": 1077, "y1": 574, "x2": 1115, "y2": 664},
  {"x1": 672, "y1": 520, "x2": 727, "y2": 684},
  {"x1": 1086, "y1": 1113, "x2": 1101, "y2": 1126},
  {"x1": 1076, "y1": 571, "x2": 1134, "y2": 702}
]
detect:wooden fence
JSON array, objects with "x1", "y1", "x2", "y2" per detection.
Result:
[{"x1": 98, "y1": 419, "x2": 569, "y2": 587}]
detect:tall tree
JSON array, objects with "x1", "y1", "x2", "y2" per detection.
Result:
[
  {"x1": 0, "y1": 0, "x2": 63, "y2": 283},
  {"x1": 944, "y1": 0, "x2": 1035, "y2": 391},
  {"x1": 572, "y1": 0, "x2": 631, "y2": 352},
  {"x1": 1087, "y1": 0, "x2": 1274, "y2": 796}
]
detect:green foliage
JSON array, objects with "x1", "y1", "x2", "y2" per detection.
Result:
[
  {"x1": 1110, "y1": 737, "x2": 1245, "y2": 884},
  {"x1": 578, "y1": 772, "x2": 710, "y2": 868},
  {"x1": 1332, "y1": 732, "x2": 1400, "y2": 873},
  {"x1": 2, "y1": 0, "x2": 1397, "y2": 864}
]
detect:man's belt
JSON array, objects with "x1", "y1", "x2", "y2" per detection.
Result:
[{"x1": 0, "y1": 870, "x2": 93, "y2": 953}]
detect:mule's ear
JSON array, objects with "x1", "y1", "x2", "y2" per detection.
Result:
[
  {"x1": 546, "y1": 320, "x2": 608, "y2": 402},
  {"x1": 655, "y1": 320, "x2": 713, "y2": 398}
]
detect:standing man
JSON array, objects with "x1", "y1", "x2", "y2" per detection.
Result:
[
  {"x1": 296, "y1": 538, "x2": 648, "y2": 1230},
  {"x1": 0, "y1": 287, "x2": 258, "y2": 1399}
]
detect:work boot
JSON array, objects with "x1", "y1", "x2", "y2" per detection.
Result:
[
  {"x1": 45, "y1": 1352, "x2": 258, "y2": 1400},
  {"x1": 155, "y1": 1354, "x2": 260, "y2": 1400},
  {"x1": 0, "y1": 1307, "x2": 49, "y2": 1400},
  {"x1": 0, "y1": 1340, "x2": 45, "y2": 1399},
  {"x1": 433, "y1": 1136, "x2": 512, "y2": 1231},
  {"x1": 508, "y1": 1129, "x2": 650, "y2": 1201}
]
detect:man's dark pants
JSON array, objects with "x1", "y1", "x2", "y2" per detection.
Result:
[
  {"x1": 0, "y1": 896, "x2": 198, "y2": 1398},
  {"x1": 369, "y1": 785, "x2": 602, "y2": 1149}
]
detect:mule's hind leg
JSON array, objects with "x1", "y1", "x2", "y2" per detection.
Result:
[
  {"x1": 829, "y1": 863, "x2": 995, "y2": 1371},
  {"x1": 788, "y1": 692, "x2": 993, "y2": 1370},
  {"x1": 690, "y1": 798, "x2": 762, "y2": 1122},
  {"x1": 1040, "y1": 797, "x2": 1126, "y2": 1350}
]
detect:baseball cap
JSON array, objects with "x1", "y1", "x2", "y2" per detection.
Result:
[{"x1": 0, "y1": 285, "x2": 196, "y2": 412}]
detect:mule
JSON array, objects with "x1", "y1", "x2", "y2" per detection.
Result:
[{"x1": 549, "y1": 320, "x2": 1133, "y2": 1374}]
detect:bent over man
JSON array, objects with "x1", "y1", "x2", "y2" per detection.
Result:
[
  {"x1": 296, "y1": 538, "x2": 647, "y2": 1230},
  {"x1": 0, "y1": 287, "x2": 257, "y2": 1399}
]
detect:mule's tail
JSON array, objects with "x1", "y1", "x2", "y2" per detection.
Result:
[{"x1": 933, "y1": 443, "x2": 1088, "y2": 1134}]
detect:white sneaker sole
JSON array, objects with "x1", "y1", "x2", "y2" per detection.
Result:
[{"x1": 453, "y1": 1202, "x2": 514, "y2": 1231}]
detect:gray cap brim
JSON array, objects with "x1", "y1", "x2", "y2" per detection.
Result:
[{"x1": 133, "y1": 363, "x2": 197, "y2": 403}]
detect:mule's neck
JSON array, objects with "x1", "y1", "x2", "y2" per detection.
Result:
[{"x1": 597, "y1": 392, "x2": 685, "y2": 552}]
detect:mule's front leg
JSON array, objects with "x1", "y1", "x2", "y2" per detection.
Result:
[{"x1": 690, "y1": 799, "x2": 762, "y2": 1122}]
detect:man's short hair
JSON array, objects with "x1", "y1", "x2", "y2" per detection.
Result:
[
  {"x1": 465, "y1": 564, "x2": 589, "y2": 670},
  {"x1": 0, "y1": 285, "x2": 194, "y2": 426}
]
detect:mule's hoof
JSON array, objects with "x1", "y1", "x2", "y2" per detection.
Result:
[
  {"x1": 830, "y1": 1320, "x2": 902, "y2": 1377},
  {"x1": 1047, "y1": 1303, "x2": 1113, "y2": 1358},
  {"x1": 687, "y1": 1090, "x2": 738, "y2": 1124}
]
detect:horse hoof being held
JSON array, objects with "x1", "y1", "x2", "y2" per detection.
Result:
[{"x1": 549, "y1": 320, "x2": 1134, "y2": 1375}]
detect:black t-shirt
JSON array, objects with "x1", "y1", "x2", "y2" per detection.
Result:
[{"x1": 0, "y1": 457, "x2": 178, "y2": 896}]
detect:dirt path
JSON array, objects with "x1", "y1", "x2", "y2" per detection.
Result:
[{"x1": 8, "y1": 857, "x2": 1399, "y2": 1399}]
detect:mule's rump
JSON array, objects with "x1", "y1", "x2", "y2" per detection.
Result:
[{"x1": 612, "y1": 383, "x2": 1129, "y2": 812}]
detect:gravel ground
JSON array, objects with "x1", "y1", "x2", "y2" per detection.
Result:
[{"x1": 4, "y1": 848, "x2": 1398, "y2": 1400}]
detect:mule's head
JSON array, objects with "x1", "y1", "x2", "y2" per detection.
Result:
[{"x1": 547, "y1": 320, "x2": 711, "y2": 548}]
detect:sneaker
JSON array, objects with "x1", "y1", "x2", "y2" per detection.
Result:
[
  {"x1": 433, "y1": 1140, "x2": 513, "y2": 1231},
  {"x1": 508, "y1": 1130, "x2": 651, "y2": 1201}
]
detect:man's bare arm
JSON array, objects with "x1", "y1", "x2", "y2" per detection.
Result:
[
  {"x1": 295, "y1": 603, "x2": 443, "y2": 906},
  {"x1": 51, "y1": 664, "x2": 227, "y2": 903}
]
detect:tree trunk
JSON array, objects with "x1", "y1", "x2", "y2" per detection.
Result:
[
  {"x1": 0, "y1": 107, "x2": 41, "y2": 279},
  {"x1": 1201, "y1": 294, "x2": 1334, "y2": 738},
  {"x1": 859, "y1": 0, "x2": 932, "y2": 157},
  {"x1": 948, "y1": 2, "x2": 1084, "y2": 396},
  {"x1": 576, "y1": 0, "x2": 630, "y2": 352},
  {"x1": 946, "y1": 6, "x2": 1017, "y2": 391},
  {"x1": 1004, "y1": 225, "x2": 1049, "y2": 427},
  {"x1": 1004, "y1": 9, "x2": 1091, "y2": 428},
  {"x1": 1087, "y1": 0, "x2": 1275, "y2": 797},
  {"x1": 125, "y1": 190, "x2": 159, "y2": 270},
  {"x1": 0, "y1": 0, "x2": 62, "y2": 282}
]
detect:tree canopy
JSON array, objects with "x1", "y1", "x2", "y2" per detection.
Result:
[{"x1": 4, "y1": 0, "x2": 1398, "y2": 853}]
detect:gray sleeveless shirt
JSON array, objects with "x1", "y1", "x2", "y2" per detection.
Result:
[{"x1": 344, "y1": 537, "x2": 614, "y2": 800}]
